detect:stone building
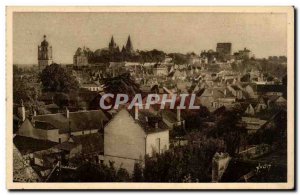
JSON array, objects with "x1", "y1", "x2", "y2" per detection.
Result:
[
  {"x1": 38, "y1": 35, "x2": 53, "y2": 69},
  {"x1": 234, "y1": 48, "x2": 251, "y2": 60},
  {"x1": 73, "y1": 47, "x2": 89, "y2": 66},
  {"x1": 216, "y1": 42, "x2": 232, "y2": 61},
  {"x1": 108, "y1": 36, "x2": 120, "y2": 53},
  {"x1": 17, "y1": 107, "x2": 108, "y2": 143},
  {"x1": 104, "y1": 107, "x2": 170, "y2": 174}
]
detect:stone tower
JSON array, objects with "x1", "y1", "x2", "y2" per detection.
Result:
[
  {"x1": 109, "y1": 36, "x2": 118, "y2": 52},
  {"x1": 125, "y1": 35, "x2": 134, "y2": 53},
  {"x1": 38, "y1": 35, "x2": 53, "y2": 69}
]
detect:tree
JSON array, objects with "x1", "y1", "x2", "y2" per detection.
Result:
[
  {"x1": 102, "y1": 73, "x2": 140, "y2": 97},
  {"x1": 210, "y1": 108, "x2": 247, "y2": 156},
  {"x1": 13, "y1": 65, "x2": 41, "y2": 106},
  {"x1": 133, "y1": 162, "x2": 143, "y2": 182},
  {"x1": 40, "y1": 63, "x2": 79, "y2": 93},
  {"x1": 142, "y1": 138, "x2": 222, "y2": 182},
  {"x1": 116, "y1": 168, "x2": 130, "y2": 182},
  {"x1": 74, "y1": 161, "x2": 130, "y2": 182},
  {"x1": 53, "y1": 93, "x2": 69, "y2": 108},
  {"x1": 170, "y1": 53, "x2": 188, "y2": 65}
]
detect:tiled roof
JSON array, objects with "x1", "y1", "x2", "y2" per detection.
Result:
[
  {"x1": 13, "y1": 144, "x2": 41, "y2": 182},
  {"x1": 32, "y1": 110, "x2": 109, "y2": 134},
  {"x1": 14, "y1": 135, "x2": 57, "y2": 155},
  {"x1": 54, "y1": 142, "x2": 78, "y2": 151},
  {"x1": 257, "y1": 84, "x2": 285, "y2": 93},
  {"x1": 71, "y1": 133, "x2": 104, "y2": 154},
  {"x1": 127, "y1": 109, "x2": 169, "y2": 134}
]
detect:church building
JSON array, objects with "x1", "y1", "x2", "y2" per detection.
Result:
[{"x1": 38, "y1": 35, "x2": 53, "y2": 69}]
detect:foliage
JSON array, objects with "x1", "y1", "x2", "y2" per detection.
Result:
[
  {"x1": 89, "y1": 49, "x2": 165, "y2": 63},
  {"x1": 138, "y1": 49, "x2": 166, "y2": 63},
  {"x1": 133, "y1": 162, "x2": 143, "y2": 182},
  {"x1": 13, "y1": 65, "x2": 41, "y2": 106},
  {"x1": 75, "y1": 161, "x2": 130, "y2": 182},
  {"x1": 53, "y1": 92, "x2": 70, "y2": 108},
  {"x1": 247, "y1": 110, "x2": 287, "y2": 146},
  {"x1": 140, "y1": 139, "x2": 222, "y2": 182},
  {"x1": 102, "y1": 73, "x2": 141, "y2": 97},
  {"x1": 183, "y1": 106, "x2": 211, "y2": 133},
  {"x1": 209, "y1": 107, "x2": 247, "y2": 156},
  {"x1": 169, "y1": 53, "x2": 189, "y2": 65},
  {"x1": 40, "y1": 63, "x2": 79, "y2": 93}
]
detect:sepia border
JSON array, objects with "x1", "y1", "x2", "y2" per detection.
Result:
[{"x1": 6, "y1": 6, "x2": 295, "y2": 190}]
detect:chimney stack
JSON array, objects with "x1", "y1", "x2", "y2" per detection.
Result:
[
  {"x1": 177, "y1": 108, "x2": 181, "y2": 122},
  {"x1": 134, "y1": 103, "x2": 139, "y2": 120},
  {"x1": 33, "y1": 109, "x2": 37, "y2": 117},
  {"x1": 155, "y1": 122, "x2": 158, "y2": 129}
]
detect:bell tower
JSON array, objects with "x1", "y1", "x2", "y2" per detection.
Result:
[{"x1": 38, "y1": 35, "x2": 53, "y2": 69}]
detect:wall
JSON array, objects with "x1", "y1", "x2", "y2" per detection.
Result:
[
  {"x1": 38, "y1": 59, "x2": 52, "y2": 67},
  {"x1": 104, "y1": 109, "x2": 146, "y2": 172},
  {"x1": 18, "y1": 120, "x2": 60, "y2": 142},
  {"x1": 212, "y1": 153, "x2": 231, "y2": 182},
  {"x1": 104, "y1": 155, "x2": 142, "y2": 174},
  {"x1": 146, "y1": 130, "x2": 169, "y2": 157}
]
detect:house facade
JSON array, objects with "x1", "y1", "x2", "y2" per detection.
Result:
[
  {"x1": 104, "y1": 108, "x2": 169, "y2": 173},
  {"x1": 17, "y1": 108, "x2": 108, "y2": 143}
]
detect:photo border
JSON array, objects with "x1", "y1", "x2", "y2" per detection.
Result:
[{"x1": 6, "y1": 6, "x2": 295, "y2": 190}]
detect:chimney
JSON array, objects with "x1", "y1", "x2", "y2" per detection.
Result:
[
  {"x1": 33, "y1": 109, "x2": 37, "y2": 117},
  {"x1": 145, "y1": 116, "x2": 148, "y2": 122},
  {"x1": 134, "y1": 104, "x2": 139, "y2": 120},
  {"x1": 177, "y1": 108, "x2": 181, "y2": 122},
  {"x1": 212, "y1": 152, "x2": 231, "y2": 182},
  {"x1": 65, "y1": 107, "x2": 69, "y2": 118},
  {"x1": 155, "y1": 122, "x2": 158, "y2": 129},
  {"x1": 18, "y1": 100, "x2": 26, "y2": 122}
]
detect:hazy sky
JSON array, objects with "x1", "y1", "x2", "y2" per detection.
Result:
[{"x1": 13, "y1": 12, "x2": 287, "y2": 64}]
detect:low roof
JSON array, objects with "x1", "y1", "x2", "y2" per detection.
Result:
[
  {"x1": 33, "y1": 110, "x2": 109, "y2": 134},
  {"x1": 14, "y1": 135, "x2": 57, "y2": 155},
  {"x1": 71, "y1": 133, "x2": 104, "y2": 154},
  {"x1": 127, "y1": 109, "x2": 169, "y2": 134},
  {"x1": 13, "y1": 144, "x2": 40, "y2": 182}
]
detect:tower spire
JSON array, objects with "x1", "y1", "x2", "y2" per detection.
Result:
[
  {"x1": 109, "y1": 35, "x2": 117, "y2": 51},
  {"x1": 125, "y1": 35, "x2": 133, "y2": 53}
]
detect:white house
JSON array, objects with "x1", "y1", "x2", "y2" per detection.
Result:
[
  {"x1": 17, "y1": 107, "x2": 108, "y2": 143},
  {"x1": 103, "y1": 107, "x2": 170, "y2": 173}
]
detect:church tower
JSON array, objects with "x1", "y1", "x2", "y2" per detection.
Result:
[
  {"x1": 38, "y1": 35, "x2": 53, "y2": 69},
  {"x1": 109, "y1": 36, "x2": 118, "y2": 52},
  {"x1": 125, "y1": 35, "x2": 134, "y2": 53}
]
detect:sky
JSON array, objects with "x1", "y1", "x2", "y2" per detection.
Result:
[{"x1": 13, "y1": 12, "x2": 287, "y2": 64}]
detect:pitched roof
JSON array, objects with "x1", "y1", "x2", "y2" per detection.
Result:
[
  {"x1": 71, "y1": 133, "x2": 104, "y2": 154},
  {"x1": 127, "y1": 109, "x2": 169, "y2": 134},
  {"x1": 256, "y1": 84, "x2": 285, "y2": 93},
  {"x1": 32, "y1": 110, "x2": 109, "y2": 134},
  {"x1": 54, "y1": 142, "x2": 78, "y2": 151},
  {"x1": 14, "y1": 135, "x2": 57, "y2": 155},
  {"x1": 13, "y1": 144, "x2": 41, "y2": 182}
]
